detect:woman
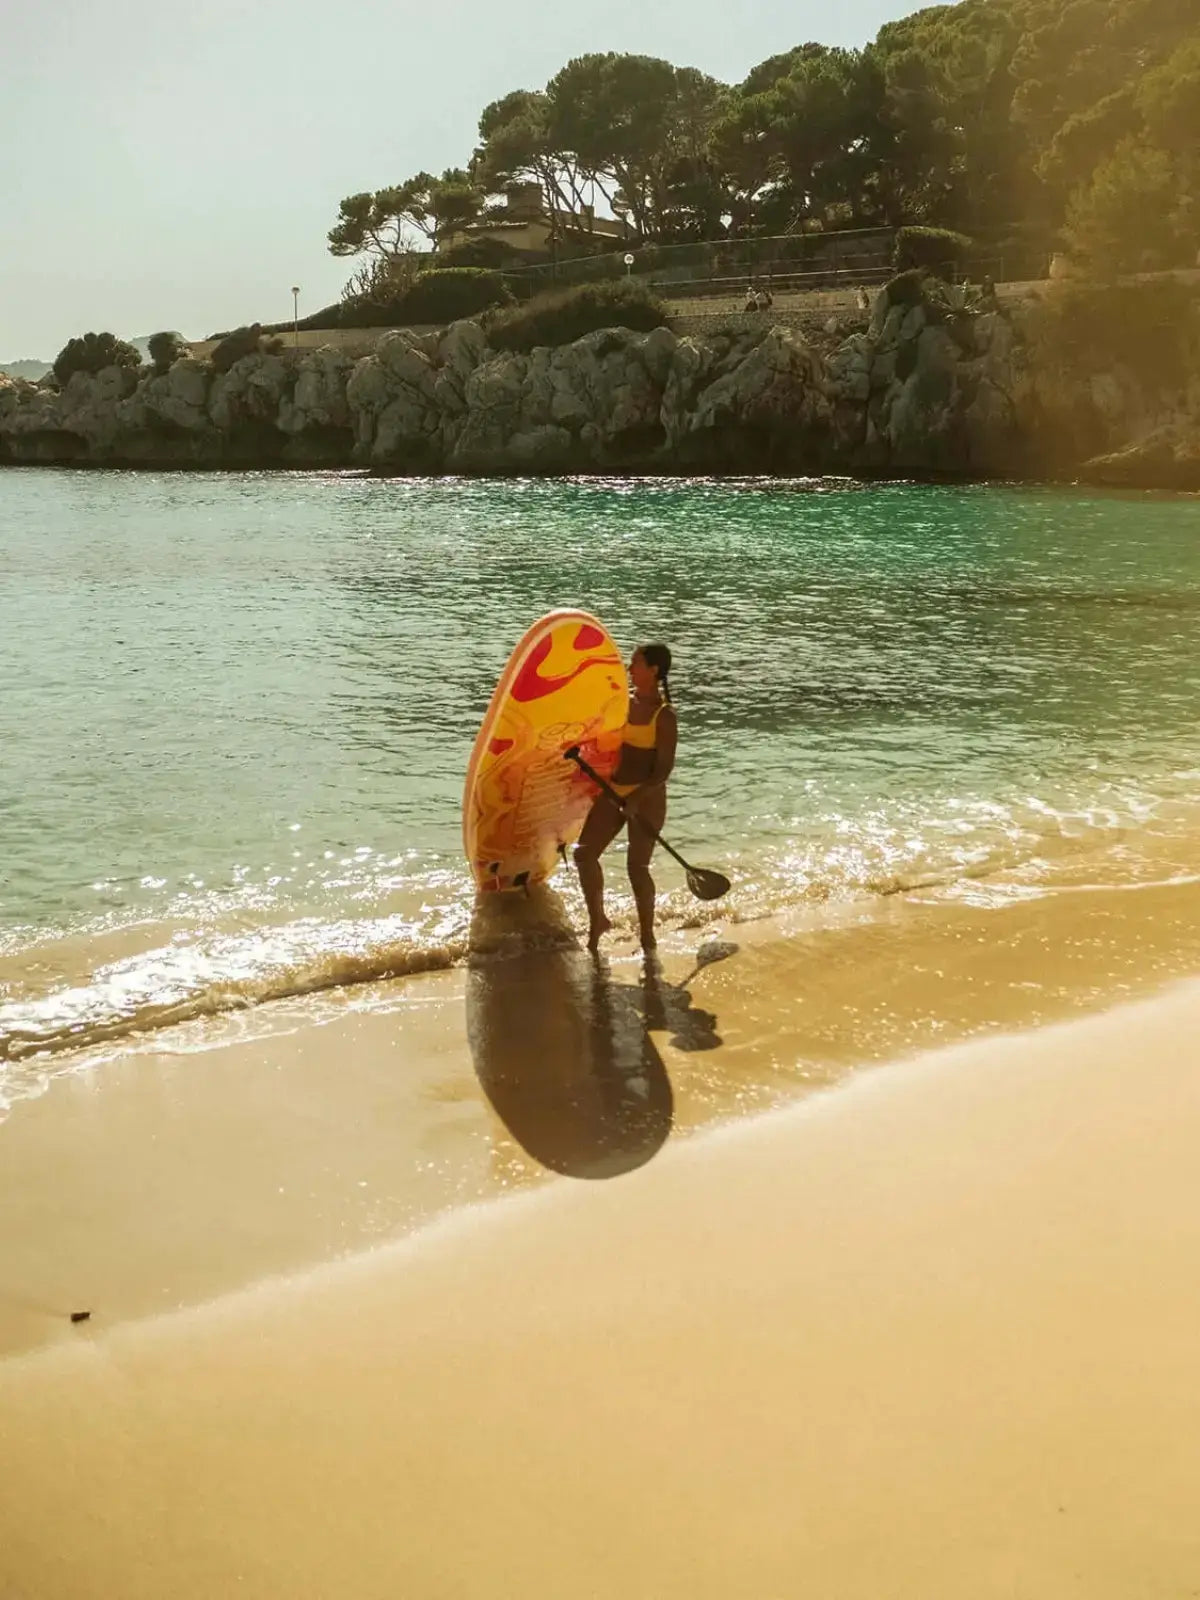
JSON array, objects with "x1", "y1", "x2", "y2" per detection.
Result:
[{"x1": 574, "y1": 643, "x2": 677, "y2": 952}]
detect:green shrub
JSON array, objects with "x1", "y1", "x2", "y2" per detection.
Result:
[
  {"x1": 331, "y1": 288, "x2": 427, "y2": 329},
  {"x1": 147, "y1": 331, "x2": 187, "y2": 374},
  {"x1": 485, "y1": 280, "x2": 669, "y2": 353},
  {"x1": 395, "y1": 267, "x2": 511, "y2": 323},
  {"x1": 331, "y1": 296, "x2": 394, "y2": 329},
  {"x1": 210, "y1": 324, "x2": 264, "y2": 373},
  {"x1": 293, "y1": 302, "x2": 344, "y2": 332},
  {"x1": 893, "y1": 226, "x2": 973, "y2": 281},
  {"x1": 1062, "y1": 138, "x2": 1186, "y2": 279},
  {"x1": 881, "y1": 268, "x2": 928, "y2": 308},
  {"x1": 214, "y1": 266, "x2": 512, "y2": 343},
  {"x1": 53, "y1": 331, "x2": 142, "y2": 385},
  {"x1": 219, "y1": 303, "x2": 343, "y2": 338},
  {"x1": 971, "y1": 226, "x2": 1053, "y2": 282},
  {"x1": 434, "y1": 236, "x2": 531, "y2": 271},
  {"x1": 315, "y1": 267, "x2": 511, "y2": 329},
  {"x1": 1029, "y1": 279, "x2": 1200, "y2": 392},
  {"x1": 213, "y1": 302, "x2": 349, "y2": 339}
]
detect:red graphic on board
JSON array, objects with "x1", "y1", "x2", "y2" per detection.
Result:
[{"x1": 509, "y1": 633, "x2": 619, "y2": 703}]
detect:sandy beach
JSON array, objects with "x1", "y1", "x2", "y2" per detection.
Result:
[
  {"x1": 6, "y1": 0, "x2": 1200, "y2": 1577},
  {"x1": 4, "y1": 872, "x2": 1200, "y2": 1596}
]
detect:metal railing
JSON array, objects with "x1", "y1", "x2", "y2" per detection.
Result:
[
  {"x1": 497, "y1": 228, "x2": 1050, "y2": 304},
  {"x1": 652, "y1": 263, "x2": 896, "y2": 301},
  {"x1": 498, "y1": 225, "x2": 898, "y2": 297}
]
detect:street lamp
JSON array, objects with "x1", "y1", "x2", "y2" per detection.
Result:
[
  {"x1": 623, "y1": 252, "x2": 635, "y2": 278},
  {"x1": 291, "y1": 285, "x2": 300, "y2": 349}
]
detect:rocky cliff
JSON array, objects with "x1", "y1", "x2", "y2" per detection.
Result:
[{"x1": 3, "y1": 280, "x2": 1197, "y2": 487}]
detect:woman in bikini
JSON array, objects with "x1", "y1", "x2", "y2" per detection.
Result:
[{"x1": 574, "y1": 643, "x2": 677, "y2": 952}]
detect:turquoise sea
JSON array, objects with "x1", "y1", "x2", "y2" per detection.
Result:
[{"x1": 2, "y1": 468, "x2": 1199, "y2": 1088}]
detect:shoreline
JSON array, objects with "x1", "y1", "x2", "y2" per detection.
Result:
[
  {"x1": 5, "y1": 278, "x2": 1198, "y2": 488},
  {"x1": 3, "y1": 975, "x2": 1200, "y2": 1596},
  {"x1": 5, "y1": 867, "x2": 1200, "y2": 1359},
  {"x1": 1, "y1": 459, "x2": 1197, "y2": 492}
]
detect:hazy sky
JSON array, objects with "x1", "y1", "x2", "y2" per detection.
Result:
[{"x1": 2, "y1": 0, "x2": 915, "y2": 359}]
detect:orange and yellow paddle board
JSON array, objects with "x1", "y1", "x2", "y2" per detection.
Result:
[{"x1": 463, "y1": 610, "x2": 628, "y2": 892}]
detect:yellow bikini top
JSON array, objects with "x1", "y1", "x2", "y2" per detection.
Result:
[{"x1": 622, "y1": 703, "x2": 666, "y2": 750}]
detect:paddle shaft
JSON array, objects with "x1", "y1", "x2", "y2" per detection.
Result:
[{"x1": 564, "y1": 748, "x2": 693, "y2": 874}]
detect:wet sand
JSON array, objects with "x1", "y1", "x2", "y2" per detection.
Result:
[
  {"x1": 3, "y1": 878, "x2": 1200, "y2": 1594},
  {"x1": 5, "y1": 875, "x2": 1200, "y2": 1358},
  {"x1": 2, "y1": 975, "x2": 1200, "y2": 1596}
]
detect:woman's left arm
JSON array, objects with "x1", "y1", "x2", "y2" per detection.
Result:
[{"x1": 649, "y1": 706, "x2": 677, "y2": 786}]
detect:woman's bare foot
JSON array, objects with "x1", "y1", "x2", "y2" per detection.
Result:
[{"x1": 587, "y1": 915, "x2": 613, "y2": 951}]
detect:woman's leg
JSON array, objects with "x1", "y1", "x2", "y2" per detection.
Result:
[
  {"x1": 574, "y1": 794, "x2": 625, "y2": 949},
  {"x1": 626, "y1": 787, "x2": 667, "y2": 950}
]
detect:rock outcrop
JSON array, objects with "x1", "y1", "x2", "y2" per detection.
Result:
[
  {"x1": 3, "y1": 280, "x2": 1197, "y2": 488},
  {"x1": 1079, "y1": 421, "x2": 1200, "y2": 489}
]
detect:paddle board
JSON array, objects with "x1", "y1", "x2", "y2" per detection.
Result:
[{"x1": 463, "y1": 610, "x2": 628, "y2": 892}]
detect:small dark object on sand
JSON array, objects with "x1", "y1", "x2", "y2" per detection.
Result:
[{"x1": 70, "y1": 1310, "x2": 91, "y2": 1323}]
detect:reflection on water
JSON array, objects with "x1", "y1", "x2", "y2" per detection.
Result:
[{"x1": 6, "y1": 471, "x2": 1200, "y2": 939}]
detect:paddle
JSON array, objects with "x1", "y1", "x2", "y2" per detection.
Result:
[{"x1": 563, "y1": 746, "x2": 732, "y2": 902}]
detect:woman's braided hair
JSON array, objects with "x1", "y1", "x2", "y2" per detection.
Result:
[{"x1": 639, "y1": 643, "x2": 672, "y2": 704}]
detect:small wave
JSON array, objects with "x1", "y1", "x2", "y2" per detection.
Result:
[
  {"x1": 0, "y1": 866, "x2": 908, "y2": 1067},
  {"x1": 0, "y1": 912, "x2": 469, "y2": 1065},
  {"x1": 6, "y1": 788, "x2": 1200, "y2": 1072}
]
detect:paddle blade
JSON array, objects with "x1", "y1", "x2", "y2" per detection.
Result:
[{"x1": 686, "y1": 866, "x2": 732, "y2": 902}]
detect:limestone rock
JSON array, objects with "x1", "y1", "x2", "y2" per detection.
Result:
[
  {"x1": 347, "y1": 327, "x2": 486, "y2": 466},
  {"x1": 664, "y1": 326, "x2": 827, "y2": 455},
  {"x1": 375, "y1": 330, "x2": 438, "y2": 395},
  {"x1": 439, "y1": 318, "x2": 488, "y2": 379},
  {"x1": 507, "y1": 424, "x2": 574, "y2": 470},
  {"x1": 546, "y1": 328, "x2": 663, "y2": 449},
  {"x1": 827, "y1": 332, "x2": 874, "y2": 401},
  {"x1": 1080, "y1": 420, "x2": 1200, "y2": 490},
  {"x1": 54, "y1": 365, "x2": 142, "y2": 448},
  {"x1": 431, "y1": 319, "x2": 488, "y2": 416},
  {"x1": 640, "y1": 325, "x2": 678, "y2": 388},
  {"x1": 872, "y1": 325, "x2": 963, "y2": 469},
  {"x1": 0, "y1": 375, "x2": 64, "y2": 442},
  {"x1": 449, "y1": 351, "x2": 529, "y2": 470},
  {"x1": 209, "y1": 352, "x2": 292, "y2": 431},
  {"x1": 2, "y1": 286, "x2": 1197, "y2": 486},
  {"x1": 0, "y1": 375, "x2": 43, "y2": 425},
  {"x1": 278, "y1": 347, "x2": 355, "y2": 436},
  {"x1": 975, "y1": 378, "x2": 1020, "y2": 453},
  {"x1": 899, "y1": 304, "x2": 927, "y2": 344},
  {"x1": 870, "y1": 349, "x2": 898, "y2": 390},
  {"x1": 136, "y1": 358, "x2": 212, "y2": 433},
  {"x1": 972, "y1": 311, "x2": 1012, "y2": 359}
]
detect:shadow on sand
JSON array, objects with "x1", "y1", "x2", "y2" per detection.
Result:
[
  {"x1": 612, "y1": 941, "x2": 735, "y2": 1054},
  {"x1": 466, "y1": 888, "x2": 733, "y2": 1180}
]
